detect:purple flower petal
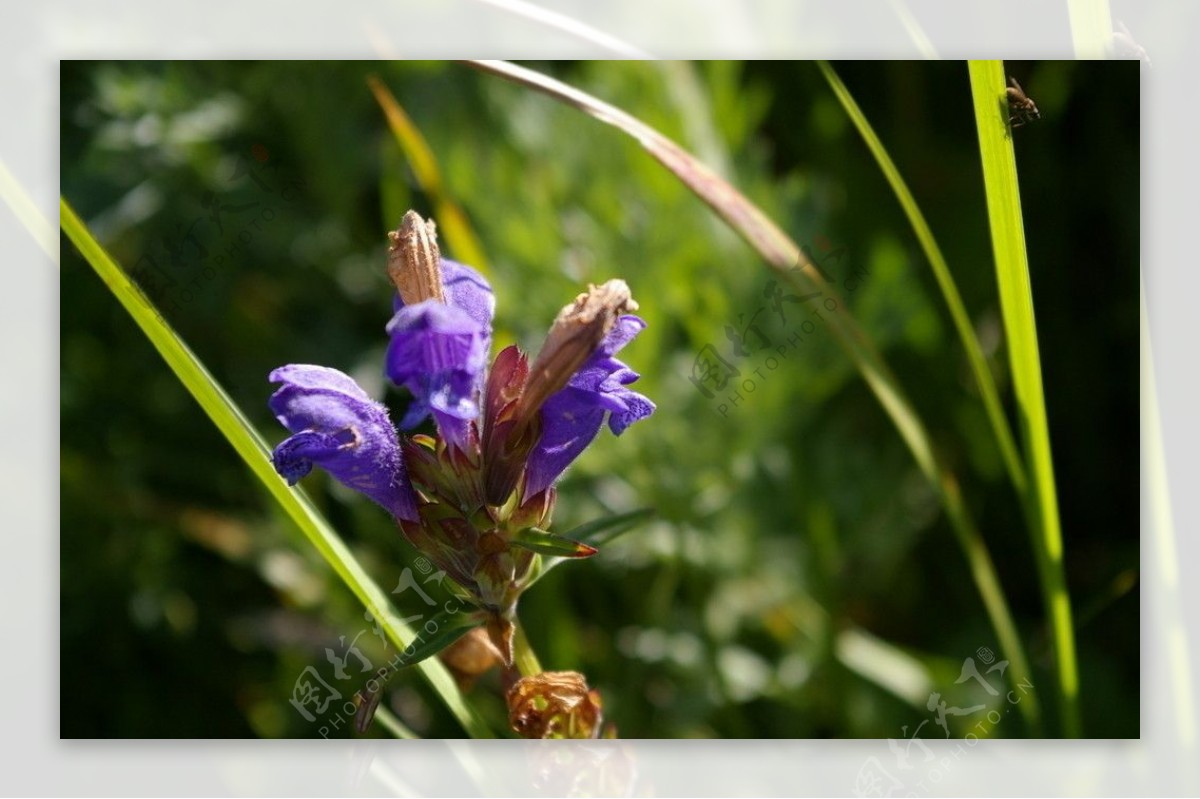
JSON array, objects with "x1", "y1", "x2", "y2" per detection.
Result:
[
  {"x1": 387, "y1": 260, "x2": 494, "y2": 450},
  {"x1": 524, "y1": 315, "x2": 655, "y2": 498},
  {"x1": 442, "y1": 259, "x2": 496, "y2": 331},
  {"x1": 269, "y1": 364, "x2": 417, "y2": 521}
]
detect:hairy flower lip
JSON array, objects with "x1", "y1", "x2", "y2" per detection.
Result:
[
  {"x1": 267, "y1": 364, "x2": 418, "y2": 522},
  {"x1": 385, "y1": 256, "x2": 495, "y2": 452}
]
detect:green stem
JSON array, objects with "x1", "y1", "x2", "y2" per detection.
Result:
[
  {"x1": 513, "y1": 618, "x2": 543, "y2": 677},
  {"x1": 968, "y1": 61, "x2": 1081, "y2": 737}
]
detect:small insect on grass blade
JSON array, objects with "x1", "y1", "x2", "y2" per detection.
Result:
[{"x1": 1006, "y1": 76, "x2": 1041, "y2": 129}]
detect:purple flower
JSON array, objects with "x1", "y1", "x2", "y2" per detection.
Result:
[
  {"x1": 270, "y1": 211, "x2": 653, "y2": 529},
  {"x1": 523, "y1": 315, "x2": 655, "y2": 498},
  {"x1": 268, "y1": 364, "x2": 417, "y2": 521},
  {"x1": 269, "y1": 211, "x2": 656, "y2": 670},
  {"x1": 385, "y1": 259, "x2": 495, "y2": 451}
]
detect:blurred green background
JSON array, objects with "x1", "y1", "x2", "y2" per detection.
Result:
[{"x1": 60, "y1": 60, "x2": 1138, "y2": 738}]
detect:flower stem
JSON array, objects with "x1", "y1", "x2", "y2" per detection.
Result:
[{"x1": 512, "y1": 619, "x2": 543, "y2": 677}]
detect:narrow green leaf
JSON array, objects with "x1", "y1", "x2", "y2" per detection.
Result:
[
  {"x1": 373, "y1": 706, "x2": 421, "y2": 739},
  {"x1": 60, "y1": 197, "x2": 493, "y2": 739},
  {"x1": 1141, "y1": 272, "x2": 1199, "y2": 749},
  {"x1": 817, "y1": 60, "x2": 1027, "y2": 503},
  {"x1": 885, "y1": 0, "x2": 940, "y2": 59},
  {"x1": 563, "y1": 507, "x2": 655, "y2": 548},
  {"x1": 392, "y1": 605, "x2": 487, "y2": 669},
  {"x1": 354, "y1": 606, "x2": 486, "y2": 734},
  {"x1": 0, "y1": 157, "x2": 56, "y2": 264},
  {"x1": 516, "y1": 510, "x2": 653, "y2": 591},
  {"x1": 968, "y1": 60, "x2": 1080, "y2": 737},
  {"x1": 513, "y1": 528, "x2": 598, "y2": 558}
]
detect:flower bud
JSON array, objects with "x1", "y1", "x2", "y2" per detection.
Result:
[
  {"x1": 440, "y1": 627, "x2": 505, "y2": 690},
  {"x1": 387, "y1": 210, "x2": 445, "y2": 305},
  {"x1": 518, "y1": 280, "x2": 637, "y2": 430},
  {"x1": 483, "y1": 282, "x2": 638, "y2": 506}
]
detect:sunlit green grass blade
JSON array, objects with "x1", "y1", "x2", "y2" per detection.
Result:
[
  {"x1": 1067, "y1": 0, "x2": 1113, "y2": 58},
  {"x1": 1, "y1": 157, "x2": 57, "y2": 264},
  {"x1": 884, "y1": 0, "x2": 939, "y2": 59},
  {"x1": 60, "y1": 197, "x2": 493, "y2": 739},
  {"x1": 818, "y1": 61, "x2": 1027, "y2": 503},
  {"x1": 467, "y1": 59, "x2": 1040, "y2": 732},
  {"x1": 968, "y1": 60, "x2": 1080, "y2": 737},
  {"x1": 368, "y1": 74, "x2": 491, "y2": 274},
  {"x1": 1142, "y1": 272, "x2": 1199, "y2": 750}
]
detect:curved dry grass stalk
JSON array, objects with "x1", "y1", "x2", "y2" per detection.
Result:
[{"x1": 463, "y1": 58, "x2": 1040, "y2": 732}]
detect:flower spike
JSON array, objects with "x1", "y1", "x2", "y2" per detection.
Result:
[{"x1": 268, "y1": 211, "x2": 654, "y2": 715}]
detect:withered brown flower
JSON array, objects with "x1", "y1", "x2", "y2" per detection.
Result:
[{"x1": 506, "y1": 670, "x2": 604, "y2": 739}]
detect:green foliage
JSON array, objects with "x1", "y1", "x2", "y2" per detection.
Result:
[{"x1": 60, "y1": 61, "x2": 1139, "y2": 738}]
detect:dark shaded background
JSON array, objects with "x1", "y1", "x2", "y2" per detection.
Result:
[{"x1": 60, "y1": 60, "x2": 1138, "y2": 738}]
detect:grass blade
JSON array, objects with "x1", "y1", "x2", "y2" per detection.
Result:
[
  {"x1": 374, "y1": 706, "x2": 421, "y2": 739},
  {"x1": 368, "y1": 74, "x2": 491, "y2": 274},
  {"x1": 968, "y1": 60, "x2": 1080, "y2": 736},
  {"x1": 1142, "y1": 272, "x2": 1199, "y2": 750},
  {"x1": 463, "y1": 60, "x2": 818, "y2": 280},
  {"x1": 1, "y1": 158, "x2": 57, "y2": 264},
  {"x1": 1067, "y1": 0, "x2": 1113, "y2": 58},
  {"x1": 470, "y1": 0, "x2": 652, "y2": 58},
  {"x1": 817, "y1": 61, "x2": 1028, "y2": 503},
  {"x1": 60, "y1": 197, "x2": 493, "y2": 739},
  {"x1": 466, "y1": 59, "x2": 1040, "y2": 732},
  {"x1": 884, "y1": 0, "x2": 940, "y2": 59}
]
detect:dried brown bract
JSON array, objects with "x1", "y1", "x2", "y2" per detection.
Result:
[{"x1": 507, "y1": 670, "x2": 604, "y2": 739}]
